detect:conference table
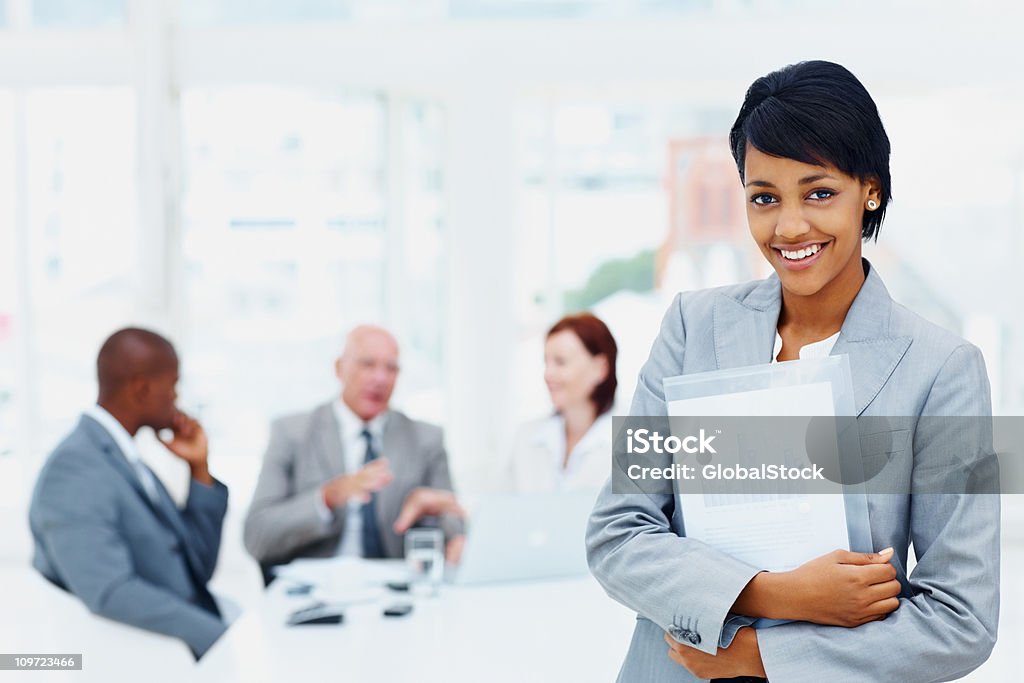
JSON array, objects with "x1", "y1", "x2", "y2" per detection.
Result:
[{"x1": 195, "y1": 558, "x2": 637, "y2": 682}]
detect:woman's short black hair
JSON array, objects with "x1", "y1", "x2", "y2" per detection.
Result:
[{"x1": 729, "y1": 60, "x2": 892, "y2": 241}]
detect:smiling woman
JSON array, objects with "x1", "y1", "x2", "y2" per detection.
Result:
[
  {"x1": 730, "y1": 61, "x2": 891, "y2": 361},
  {"x1": 586, "y1": 60, "x2": 1000, "y2": 683},
  {"x1": 745, "y1": 150, "x2": 879, "y2": 360}
]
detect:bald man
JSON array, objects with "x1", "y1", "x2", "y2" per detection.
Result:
[
  {"x1": 244, "y1": 325, "x2": 465, "y2": 574},
  {"x1": 28, "y1": 328, "x2": 228, "y2": 658}
]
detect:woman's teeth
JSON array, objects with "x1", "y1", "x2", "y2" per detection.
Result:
[{"x1": 780, "y1": 243, "x2": 822, "y2": 260}]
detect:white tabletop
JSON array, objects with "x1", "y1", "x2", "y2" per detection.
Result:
[{"x1": 195, "y1": 559, "x2": 636, "y2": 682}]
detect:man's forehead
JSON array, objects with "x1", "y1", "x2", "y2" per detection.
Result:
[
  {"x1": 352, "y1": 346, "x2": 399, "y2": 362},
  {"x1": 346, "y1": 327, "x2": 398, "y2": 355}
]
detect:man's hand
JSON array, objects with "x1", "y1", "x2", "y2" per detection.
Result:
[
  {"x1": 734, "y1": 547, "x2": 900, "y2": 626},
  {"x1": 321, "y1": 459, "x2": 394, "y2": 509},
  {"x1": 159, "y1": 412, "x2": 213, "y2": 485},
  {"x1": 664, "y1": 627, "x2": 766, "y2": 680},
  {"x1": 392, "y1": 487, "x2": 466, "y2": 534}
]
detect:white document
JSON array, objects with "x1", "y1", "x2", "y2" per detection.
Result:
[{"x1": 666, "y1": 374, "x2": 851, "y2": 573}]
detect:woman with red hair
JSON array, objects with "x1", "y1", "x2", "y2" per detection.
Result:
[{"x1": 506, "y1": 312, "x2": 618, "y2": 493}]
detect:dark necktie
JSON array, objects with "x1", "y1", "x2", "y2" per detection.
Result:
[{"x1": 360, "y1": 427, "x2": 385, "y2": 559}]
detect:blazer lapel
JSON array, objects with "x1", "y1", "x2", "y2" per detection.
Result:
[
  {"x1": 313, "y1": 403, "x2": 347, "y2": 477},
  {"x1": 712, "y1": 275, "x2": 781, "y2": 370},
  {"x1": 80, "y1": 416, "x2": 159, "y2": 512},
  {"x1": 711, "y1": 260, "x2": 911, "y2": 416},
  {"x1": 80, "y1": 416, "x2": 205, "y2": 574},
  {"x1": 830, "y1": 261, "x2": 912, "y2": 416},
  {"x1": 375, "y1": 412, "x2": 406, "y2": 532}
]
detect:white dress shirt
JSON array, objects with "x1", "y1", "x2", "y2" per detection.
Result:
[
  {"x1": 772, "y1": 330, "x2": 840, "y2": 363},
  {"x1": 83, "y1": 404, "x2": 161, "y2": 504},
  {"x1": 505, "y1": 410, "x2": 613, "y2": 494},
  {"x1": 318, "y1": 399, "x2": 388, "y2": 558}
]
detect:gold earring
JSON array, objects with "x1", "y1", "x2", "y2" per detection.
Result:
[{"x1": 867, "y1": 200, "x2": 878, "y2": 210}]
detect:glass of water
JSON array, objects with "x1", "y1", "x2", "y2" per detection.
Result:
[{"x1": 405, "y1": 528, "x2": 444, "y2": 597}]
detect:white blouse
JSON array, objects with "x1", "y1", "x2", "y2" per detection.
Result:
[
  {"x1": 504, "y1": 411, "x2": 613, "y2": 494},
  {"x1": 772, "y1": 330, "x2": 840, "y2": 363}
]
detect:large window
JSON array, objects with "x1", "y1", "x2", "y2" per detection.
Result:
[
  {"x1": 513, "y1": 100, "x2": 759, "y2": 420},
  {"x1": 180, "y1": 88, "x2": 447, "y2": 465},
  {"x1": 0, "y1": 87, "x2": 136, "y2": 564},
  {"x1": 389, "y1": 101, "x2": 447, "y2": 421},
  {"x1": 24, "y1": 88, "x2": 138, "y2": 448},
  {"x1": 181, "y1": 87, "x2": 386, "y2": 424}
]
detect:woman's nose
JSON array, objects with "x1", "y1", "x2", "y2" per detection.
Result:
[{"x1": 775, "y1": 206, "x2": 811, "y2": 239}]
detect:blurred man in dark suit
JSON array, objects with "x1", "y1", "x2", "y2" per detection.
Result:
[{"x1": 29, "y1": 328, "x2": 228, "y2": 658}]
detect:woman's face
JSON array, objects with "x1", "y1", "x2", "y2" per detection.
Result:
[
  {"x1": 544, "y1": 330, "x2": 607, "y2": 414},
  {"x1": 744, "y1": 145, "x2": 880, "y2": 298}
]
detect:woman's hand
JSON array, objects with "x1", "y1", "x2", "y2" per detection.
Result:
[
  {"x1": 786, "y1": 548, "x2": 901, "y2": 626},
  {"x1": 664, "y1": 627, "x2": 766, "y2": 680},
  {"x1": 734, "y1": 547, "x2": 901, "y2": 627}
]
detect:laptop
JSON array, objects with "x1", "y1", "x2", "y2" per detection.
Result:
[{"x1": 450, "y1": 490, "x2": 598, "y2": 585}]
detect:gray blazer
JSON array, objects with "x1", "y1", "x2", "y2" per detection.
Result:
[
  {"x1": 586, "y1": 260, "x2": 1000, "y2": 682},
  {"x1": 28, "y1": 415, "x2": 229, "y2": 658},
  {"x1": 243, "y1": 403, "x2": 463, "y2": 565}
]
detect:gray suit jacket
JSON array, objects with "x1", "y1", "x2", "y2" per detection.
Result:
[
  {"x1": 587, "y1": 260, "x2": 1000, "y2": 682},
  {"x1": 28, "y1": 415, "x2": 229, "y2": 658},
  {"x1": 243, "y1": 403, "x2": 463, "y2": 565}
]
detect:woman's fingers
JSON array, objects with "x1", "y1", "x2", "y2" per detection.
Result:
[{"x1": 865, "y1": 579, "x2": 902, "y2": 603}]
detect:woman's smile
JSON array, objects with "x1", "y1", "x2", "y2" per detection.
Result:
[{"x1": 772, "y1": 239, "x2": 832, "y2": 271}]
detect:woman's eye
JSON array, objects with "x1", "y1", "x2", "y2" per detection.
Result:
[
  {"x1": 750, "y1": 194, "x2": 776, "y2": 206},
  {"x1": 808, "y1": 189, "x2": 835, "y2": 201}
]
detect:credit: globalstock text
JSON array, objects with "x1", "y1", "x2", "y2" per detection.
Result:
[
  {"x1": 625, "y1": 462, "x2": 826, "y2": 481},
  {"x1": 623, "y1": 428, "x2": 825, "y2": 482}
]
